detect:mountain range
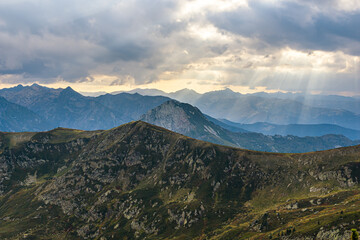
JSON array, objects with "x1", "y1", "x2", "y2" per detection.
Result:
[
  {"x1": 127, "y1": 88, "x2": 360, "y2": 130},
  {"x1": 0, "y1": 121, "x2": 359, "y2": 239},
  {"x1": 140, "y1": 100, "x2": 360, "y2": 153},
  {"x1": 252, "y1": 91, "x2": 360, "y2": 114},
  {"x1": 0, "y1": 96, "x2": 51, "y2": 132},
  {"x1": 217, "y1": 120, "x2": 360, "y2": 141},
  {"x1": 0, "y1": 84, "x2": 170, "y2": 130},
  {"x1": 0, "y1": 84, "x2": 359, "y2": 153}
]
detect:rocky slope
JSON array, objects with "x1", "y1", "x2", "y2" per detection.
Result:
[
  {"x1": 0, "y1": 121, "x2": 359, "y2": 239},
  {"x1": 140, "y1": 100, "x2": 360, "y2": 153}
]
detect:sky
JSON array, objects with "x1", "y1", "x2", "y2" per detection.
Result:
[{"x1": 0, "y1": 0, "x2": 359, "y2": 95}]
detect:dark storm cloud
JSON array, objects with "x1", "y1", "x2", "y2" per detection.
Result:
[{"x1": 209, "y1": 1, "x2": 360, "y2": 55}]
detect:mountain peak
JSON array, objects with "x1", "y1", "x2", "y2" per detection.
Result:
[
  {"x1": 64, "y1": 86, "x2": 74, "y2": 91},
  {"x1": 139, "y1": 100, "x2": 236, "y2": 146},
  {"x1": 156, "y1": 100, "x2": 203, "y2": 115},
  {"x1": 174, "y1": 88, "x2": 199, "y2": 94},
  {"x1": 223, "y1": 87, "x2": 234, "y2": 92},
  {"x1": 140, "y1": 100, "x2": 205, "y2": 135},
  {"x1": 61, "y1": 86, "x2": 81, "y2": 95},
  {"x1": 203, "y1": 88, "x2": 240, "y2": 98},
  {"x1": 60, "y1": 86, "x2": 82, "y2": 97},
  {"x1": 29, "y1": 83, "x2": 46, "y2": 90}
]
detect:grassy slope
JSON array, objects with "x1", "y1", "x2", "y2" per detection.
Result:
[{"x1": 0, "y1": 122, "x2": 359, "y2": 239}]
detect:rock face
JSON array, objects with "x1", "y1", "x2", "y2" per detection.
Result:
[
  {"x1": 141, "y1": 100, "x2": 360, "y2": 153},
  {"x1": 141, "y1": 100, "x2": 197, "y2": 134},
  {"x1": 0, "y1": 121, "x2": 359, "y2": 239}
]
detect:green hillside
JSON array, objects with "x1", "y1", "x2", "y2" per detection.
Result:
[{"x1": 0, "y1": 121, "x2": 359, "y2": 239}]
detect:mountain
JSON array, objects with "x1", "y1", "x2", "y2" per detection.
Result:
[
  {"x1": 140, "y1": 100, "x2": 241, "y2": 147},
  {"x1": 124, "y1": 88, "x2": 202, "y2": 102},
  {"x1": 40, "y1": 87, "x2": 123, "y2": 130},
  {"x1": 95, "y1": 93, "x2": 170, "y2": 123},
  {"x1": 2, "y1": 84, "x2": 360, "y2": 136},
  {"x1": 205, "y1": 114, "x2": 249, "y2": 133},
  {"x1": 252, "y1": 91, "x2": 360, "y2": 114},
  {"x1": 0, "y1": 96, "x2": 51, "y2": 132},
  {"x1": 218, "y1": 119, "x2": 360, "y2": 140},
  {"x1": 79, "y1": 91, "x2": 108, "y2": 97},
  {"x1": 121, "y1": 88, "x2": 168, "y2": 96},
  {"x1": 145, "y1": 88, "x2": 360, "y2": 130},
  {"x1": 0, "y1": 84, "x2": 117, "y2": 130},
  {"x1": 0, "y1": 83, "x2": 63, "y2": 109},
  {"x1": 140, "y1": 100, "x2": 360, "y2": 153},
  {"x1": 167, "y1": 88, "x2": 202, "y2": 102},
  {"x1": 192, "y1": 89, "x2": 360, "y2": 130},
  {"x1": 0, "y1": 121, "x2": 359, "y2": 239},
  {"x1": 0, "y1": 84, "x2": 170, "y2": 130}
]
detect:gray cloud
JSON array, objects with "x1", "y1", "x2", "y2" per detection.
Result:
[
  {"x1": 0, "y1": 0, "x2": 182, "y2": 83},
  {"x1": 0, "y1": 0, "x2": 359, "y2": 95},
  {"x1": 209, "y1": 1, "x2": 360, "y2": 55}
]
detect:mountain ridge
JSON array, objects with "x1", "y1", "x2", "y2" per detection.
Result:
[
  {"x1": 0, "y1": 121, "x2": 359, "y2": 239},
  {"x1": 217, "y1": 119, "x2": 360, "y2": 140},
  {"x1": 128, "y1": 87, "x2": 360, "y2": 130},
  {"x1": 140, "y1": 100, "x2": 360, "y2": 153},
  {"x1": 0, "y1": 85, "x2": 170, "y2": 131},
  {"x1": 0, "y1": 96, "x2": 51, "y2": 132}
]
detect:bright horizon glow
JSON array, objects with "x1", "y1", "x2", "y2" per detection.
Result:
[{"x1": 1, "y1": 81, "x2": 359, "y2": 97}]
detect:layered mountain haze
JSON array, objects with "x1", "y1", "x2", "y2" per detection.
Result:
[
  {"x1": 131, "y1": 88, "x2": 360, "y2": 130},
  {"x1": 0, "y1": 83, "x2": 63, "y2": 109},
  {"x1": 0, "y1": 121, "x2": 359, "y2": 239},
  {"x1": 252, "y1": 92, "x2": 360, "y2": 114},
  {"x1": 141, "y1": 100, "x2": 360, "y2": 153},
  {"x1": 0, "y1": 84, "x2": 170, "y2": 131},
  {"x1": 0, "y1": 96, "x2": 51, "y2": 132},
  {"x1": 95, "y1": 93, "x2": 170, "y2": 124},
  {"x1": 0, "y1": 84, "x2": 359, "y2": 153},
  {"x1": 0, "y1": 84, "x2": 122, "y2": 130},
  {"x1": 218, "y1": 120, "x2": 360, "y2": 141}
]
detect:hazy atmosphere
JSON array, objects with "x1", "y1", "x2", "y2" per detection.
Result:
[{"x1": 0, "y1": 0, "x2": 359, "y2": 95}]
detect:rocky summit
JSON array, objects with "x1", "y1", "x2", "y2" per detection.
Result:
[{"x1": 0, "y1": 121, "x2": 359, "y2": 239}]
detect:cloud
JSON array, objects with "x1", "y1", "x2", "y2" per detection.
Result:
[
  {"x1": 209, "y1": 0, "x2": 360, "y2": 55},
  {"x1": 0, "y1": 0, "x2": 359, "y2": 95},
  {"x1": 0, "y1": 0, "x2": 182, "y2": 83}
]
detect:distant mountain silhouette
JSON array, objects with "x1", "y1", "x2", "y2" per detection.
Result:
[
  {"x1": 0, "y1": 96, "x2": 51, "y2": 132},
  {"x1": 0, "y1": 84, "x2": 170, "y2": 130},
  {"x1": 134, "y1": 88, "x2": 360, "y2": 130},
  {"x1": 216, "y1": 119, "x2": 360, "y2": 140}
]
